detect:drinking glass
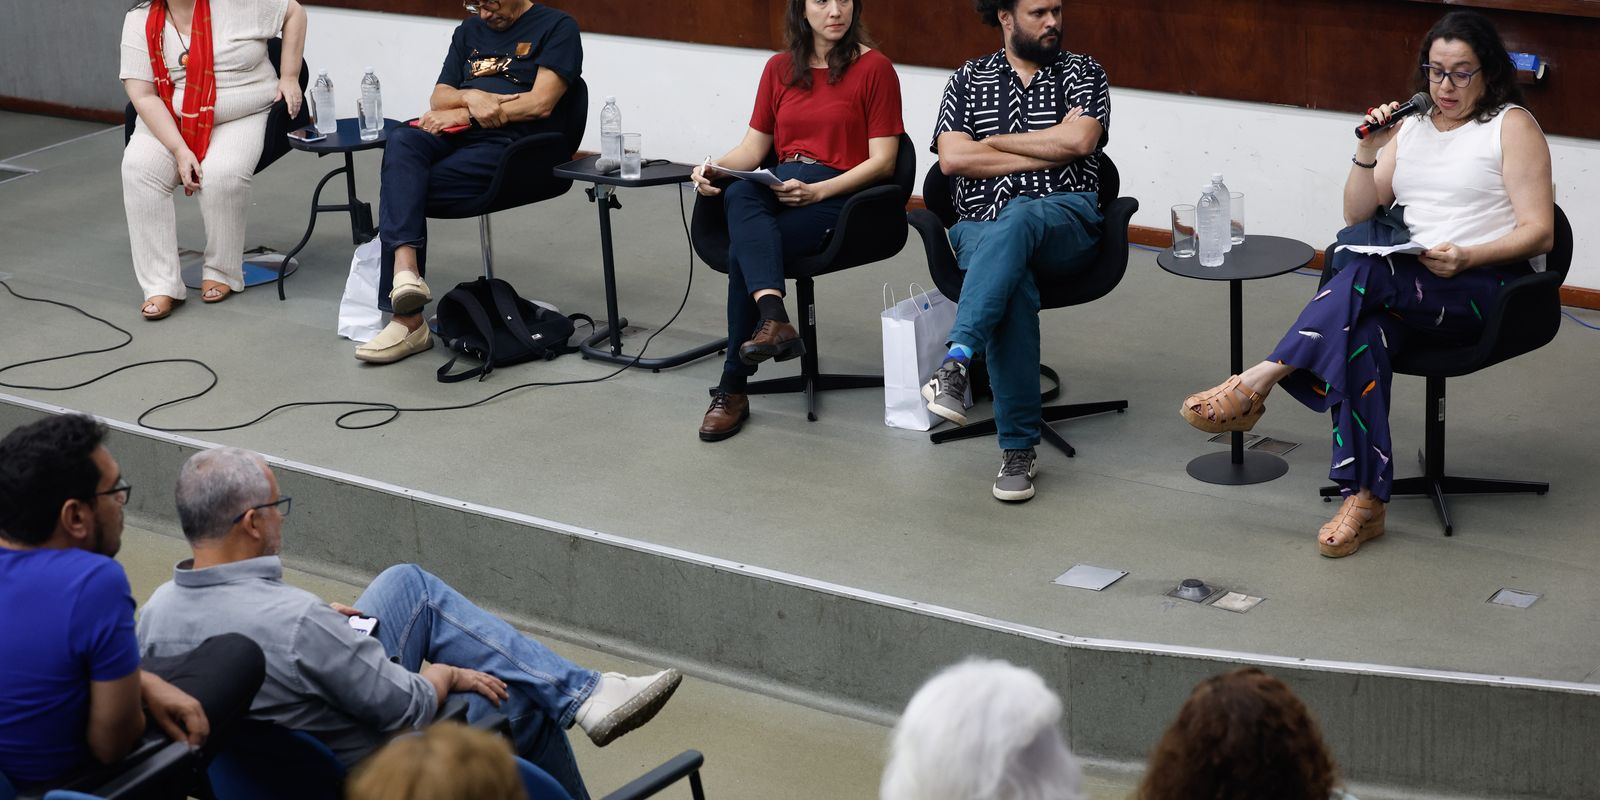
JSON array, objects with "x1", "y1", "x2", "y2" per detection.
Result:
[
  {"x1": 1229, "y1": 192, "x2": 1246, "y2": 245},
  {"x1": 1170, "y1": 204, "x2": 1197, "y2": 258},
  {"x1": 620, "y1": 133, "x2": 643, "y2": 180}
]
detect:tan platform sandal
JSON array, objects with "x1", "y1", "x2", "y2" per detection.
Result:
[
  {"x1": 141, "y1": 296, "x2": 183, "y2": 320},
  {"x1": 1180, "y1": 375, "x2": 1266, "y2": 434},
  {"x1": 1318, "y1": 494, "x2": 1386, "y2": 558}
]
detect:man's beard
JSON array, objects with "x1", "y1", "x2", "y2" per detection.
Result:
[{"x1": 1012, "y1": 30, "x2": 1061, "y2": 66}]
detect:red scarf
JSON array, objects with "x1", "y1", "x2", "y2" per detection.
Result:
[{"x1": 145, "y1": 0, "x2": 216, "y2": 161}]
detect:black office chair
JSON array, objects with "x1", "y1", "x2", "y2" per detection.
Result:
[
  {"x1": 691, "y1": 132, "x2": 917, "y2": 421},
  {"x1": 3, "y1": 739, "x2": 196, "y2": 800},
  {"x1": 909, "y1": 154, "x2": 1140, "y2": 456},
  {"x1": 424, "y1": 77, "x2": 588, "y2": 280},
  {"x1": 122, "y1": 38, "x2": 311, "y2": 175},
  {"x1": 1318, "y1": 204, "x2": 1573, "y2": 535}
]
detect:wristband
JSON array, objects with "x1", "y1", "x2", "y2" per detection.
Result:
[{"x1": 1351, "y1": 155, "x2": 1377, "y2": 169}]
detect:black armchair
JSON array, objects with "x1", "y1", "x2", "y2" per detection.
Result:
[
  {"x1": 122, "y1": 38, "x2": 311, "y2": 175},
  {"x1": 909, "y1": 153, "x2": 1140, "y2": 456},
  {"x1": 424, "y1": 77, "x2": 588, "y2": 280},
  {"x1": 691, "y1": 132, "x2": 917, "y2": 421},
  {"x1": 1318, "y1": 204, "x2": 1573, "y2": 535}
]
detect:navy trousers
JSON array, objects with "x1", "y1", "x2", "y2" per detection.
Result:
[
  {"x1": 375, "y1": 126, "x2": 516, "y2": 313},
  {"x1": 719, "y1": 161, "x2": 846, "y2": 390},
  {"x1": 1267, "y1": 253, "x2": 1527, "y2": 500}
]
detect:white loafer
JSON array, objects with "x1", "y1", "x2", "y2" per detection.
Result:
[
  {"x1": 354, "y1": 320, "x2": 432, "y2": 364},
  {"x1": 389, "y1": 272, "x2": 432, "y2": 316}
]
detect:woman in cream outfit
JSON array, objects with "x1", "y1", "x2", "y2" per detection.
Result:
[{"x1": 120, "y1": 0, "x2": 306, "y2": 319}]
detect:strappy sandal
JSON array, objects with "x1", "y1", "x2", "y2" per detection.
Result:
[
  {"x1": 1318, "y1": 495, "x2": 1386, "y2": 558},
  {"x1": 141, "y1": 296, "x2": 182, "y2": 320},
  {"x1": 201, "y1": 281, "x2": 234, "y2": 303},
  {"x1": 1180, "y1": 375, "x2": 1266, "y2": 433}
]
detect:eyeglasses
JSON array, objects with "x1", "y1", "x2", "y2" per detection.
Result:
[
  {"x1": 463, "y1": 0, "x2": 502, "y2": 13},
  {"x1": 94, "y1": 478, "x2": 133, "y2": 505},
  {"x1": 1420, "y1": 64, "x2": 1480, "y2": 89},
  {"x1": 232, "y1": 496, "x2": 292, "y2": 524}
]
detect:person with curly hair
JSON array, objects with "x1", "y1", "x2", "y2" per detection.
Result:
[
  {"x1": 1139, "y1": 668, "x2": 1358, "y2": 800},
  {"x1": 347, "y1": 722, "x2": 523, "y2": 800}
]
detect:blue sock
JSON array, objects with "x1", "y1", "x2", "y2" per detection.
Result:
[{"x1": 945, "y1": 344, "x2": 973, "y2": 364}]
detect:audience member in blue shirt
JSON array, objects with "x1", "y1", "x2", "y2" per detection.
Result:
[{"x1": 0, "y1": 414, "x2": 264, "y2": 791}]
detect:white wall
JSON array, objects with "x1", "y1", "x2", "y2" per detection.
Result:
[{"x1": 304, "y1": 7, "x2": 1600, "y2": 289}]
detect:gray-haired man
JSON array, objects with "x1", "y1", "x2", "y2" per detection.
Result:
[{"x1": 137, "y1": 448, "x2": 680, "y2": 798}]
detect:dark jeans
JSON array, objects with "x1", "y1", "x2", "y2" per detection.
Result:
[
  {"x1": 721, "y1": 161, "x2": 847, "y2": 388},
  {"x1": 32, "y1": 634, "x2": 265, "y2": 799},
  {"x1": 375, "y1": 126, "x2": 520, "y2": 313}
]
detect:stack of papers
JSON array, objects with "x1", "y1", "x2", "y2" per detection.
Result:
[{"x1": 1335, "y1": 241, "x2": 1427, "y2": 257}]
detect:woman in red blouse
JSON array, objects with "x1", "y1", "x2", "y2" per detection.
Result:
[{"x1": 691, "y1": 0, "x2": 904, "y2": 442}]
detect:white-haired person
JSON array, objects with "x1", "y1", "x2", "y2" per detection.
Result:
[{"x1": 881, "y1": 659, "x2": 1083, "y2": 800}]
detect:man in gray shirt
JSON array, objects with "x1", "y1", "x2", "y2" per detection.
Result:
[{"x1": 137, "y1": 448, "x2": 682, "y2": 799}]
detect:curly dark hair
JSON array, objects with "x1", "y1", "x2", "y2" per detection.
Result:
[
  {"x1": 784, "y1": 0, "x2": 875, "y2": 90},
  {"x1": 0, "y1": 414, "x2": 108, "y2": 546},
  {"x1": 1413, "y1": 10, "x2": 1525, "y2": 123},
  {"x1": 974, "y1": 0, "x2": 1021, "y2": 27},
  {"x1": 1138, "y1": 668, "x2": 1340, "y2": 800}
]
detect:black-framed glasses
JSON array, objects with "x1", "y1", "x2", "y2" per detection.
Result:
[
  {"x1": 95, "y1": 478, "x2": 132, "y2": 505},
  {"x1": 232, "y1": 496, "x2": 292, "y2": 524},
  {"x1": 463, "y1": 0, "x2": 502, "y2": 13},
  {"x1": 1420, "y1": 64, "x2": 1480, "y2": 88}
]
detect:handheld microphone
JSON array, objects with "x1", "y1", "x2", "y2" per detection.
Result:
[{"x1": 1354, "y1": 92, "x2": 1433, "y2": 140}]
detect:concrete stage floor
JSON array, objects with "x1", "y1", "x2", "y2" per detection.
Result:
[{"x1": 4, "y1": 109, "x2": 1600, "y2": 694}]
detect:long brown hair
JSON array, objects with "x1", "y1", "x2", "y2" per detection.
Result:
[
  {"x1": 784, "y1": 0, "x2": 874, "y2": 89},
  {"x1": 1138, "y1": 668, "x2": 1339, "y2": 800}
]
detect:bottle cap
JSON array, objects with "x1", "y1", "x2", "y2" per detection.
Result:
[
  {"x1": 605, "y1": 96, "x2": 616, "y2": 104},
  {"x1": 365, "y1": 66, "x2": 374, "y2": 73},
  {"x1": 1201, "y1": 185, "x2": 1214, "y2": 194},
  {"x1": 1211, "y1": 172, "x2": 1224, "y2": 181},
  {"x1": 318, "y1": 68, "x2": 328, "y2": 75}
]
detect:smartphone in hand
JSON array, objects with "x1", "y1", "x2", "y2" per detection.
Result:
[{"x1": 348, "y1": 615, "x2": 380, "y2": 636}]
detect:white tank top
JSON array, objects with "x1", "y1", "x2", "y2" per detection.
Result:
[{"x1": 1390, "y1": 104, "x2": 1528, "y2": 254}]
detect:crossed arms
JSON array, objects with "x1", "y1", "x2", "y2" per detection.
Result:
[
  {"x1": 415, "y1": 67, "x2": 568, "y2": 134},
  {"x1": 936, "y1": 107, "x2": 1102, "y2": 179}
]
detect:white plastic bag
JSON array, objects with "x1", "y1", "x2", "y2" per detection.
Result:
[
  {"x1": 882, "y1": 283, "x2": 961, "y2": 431},
  {"x1": 337, "y1": 238, "x2": 385, "y2": 343}
]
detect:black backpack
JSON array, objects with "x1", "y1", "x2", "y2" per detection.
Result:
[{"x1": 433, "y1": 277, "x2": 590, "y2": 383}]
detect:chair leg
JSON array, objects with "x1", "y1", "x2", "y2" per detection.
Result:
[
  {"x1": 479, "y1": 214, "x2": 494, "y2": 280},
  {"x1": 1318, "y1": 375, "x2": 1547, "y2": 536},
  {"x1": 745, "y1": 278, "x2": 881, "y2": 421}
]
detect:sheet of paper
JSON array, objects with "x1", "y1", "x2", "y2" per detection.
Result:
[
  {"x1": 1336, "y1": 241, "x2": 1427, "y2": 257},
  {"x1": 711, "y1": 163, "x2": 784, "y2": 187}
]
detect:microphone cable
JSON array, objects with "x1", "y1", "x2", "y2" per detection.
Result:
[{"x1": 0, "y1": 185, "x2": 706, "y2": 433}]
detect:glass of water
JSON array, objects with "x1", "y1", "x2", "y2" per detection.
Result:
[
  {"x1": 620, "y1": 133, "x2": 642, "y2": 180},
  {"x1": 1229, "y1": 192, "x2": 1245, "y2": 245},
  {"x1": 1170, "y1": 204, "x2": 1197, "y2": 258}
]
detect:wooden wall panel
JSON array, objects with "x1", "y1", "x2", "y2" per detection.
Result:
[{"x1": 306, "y1": 0, "x2": 1600, "y2": 139}]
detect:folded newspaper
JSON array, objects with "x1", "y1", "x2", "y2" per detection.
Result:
[{"x1": 1335, "y1": 241, "x2": 1427, "y2": 257}]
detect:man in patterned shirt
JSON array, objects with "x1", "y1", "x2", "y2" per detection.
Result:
[{"x1": 923, "y1": 0, "x2": 1109, "y2": 502}]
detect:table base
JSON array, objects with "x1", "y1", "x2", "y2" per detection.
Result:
[{"x1": 1186, "y1": 450, "x2": 1290, "y2": 486}]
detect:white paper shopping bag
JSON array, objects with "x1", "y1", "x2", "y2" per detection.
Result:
[{"x1": 882, "y1": 283, "x2": 960, "y2": 430}]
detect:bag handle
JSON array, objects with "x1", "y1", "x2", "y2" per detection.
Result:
[
  {"x1": 883, "y1": 283, "x2": 897, "y2": 311},
  {"x1": 487, "y1": 279, "x2": 541, "y2": 348},
  {"x1": 908, "y1": 282, "x2": 933, "y2": 314},
  {"x1": 436, "y1": 289, "x2": 499, "y2": 383}
]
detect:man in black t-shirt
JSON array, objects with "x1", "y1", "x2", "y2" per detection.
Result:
[{"x1": 357, "y1": 0, "x2": 582, "y2": 365}]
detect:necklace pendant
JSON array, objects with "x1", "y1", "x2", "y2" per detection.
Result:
[{"x1": 179, "y1": 50, "x2": 188, "y2": 68}]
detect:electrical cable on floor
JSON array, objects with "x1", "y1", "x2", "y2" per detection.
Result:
[{"x1": 0, "y1": 186, "x2": 701, "y2": 432}]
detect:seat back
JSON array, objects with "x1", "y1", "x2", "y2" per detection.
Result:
[
  {"x1": 122, "y1": 39, "x2": 310, "y2": 175},
  {"x1": 207, "y1": 720, "x2": 345, "y2": 800},
  {"x1": 437, "y1": 76, "x2": 589, "y2": 219},
  {"x1": 514, "y1": 757, "x2": 574, "y2": 800}
]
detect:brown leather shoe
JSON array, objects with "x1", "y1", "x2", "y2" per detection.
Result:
[
  {"x1": 699, "y1": 389, "x2": 749, "y2": 442},
  {"x1": 738, "y1": 319, "x2": 805, "y2": 365}
]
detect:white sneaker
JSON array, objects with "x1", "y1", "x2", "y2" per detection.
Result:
[
  {"x1": 354, "y1": 320, "x2": 432, "y2": 364},
  {"x1": 573, "y1": 668, "x2": 682, "y2": 747}
]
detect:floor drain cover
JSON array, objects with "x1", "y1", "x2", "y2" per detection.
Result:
[
  {"x1": 1488, "y1": 588, "x2": 1540, "y2": 608},
  {"x1": 1053, "y1": 565, "x2": 1127, "y2": 591}
]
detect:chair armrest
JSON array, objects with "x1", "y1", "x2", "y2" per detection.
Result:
[
  {"x1": 1477, "y1": 268, "x2": 1565, "y2": 364},
  {"x1": 807, "y1": 183, "x2": 909, "y2": 270},
  {"x1": 690, "y1": 187, "x2": 733, "y2": 272},
  {"x1": 600, "y1": 750, "x2": 706, "y2": 800},
  {"x1": 85, "y1": 741, "x2": 194, "y2": 800},
  {"x1": 909, "y1": 208, "x2": 963, "y2": 302},
  {"x1": 483, "y1": 130, "x2": 572, "y2": 200}
]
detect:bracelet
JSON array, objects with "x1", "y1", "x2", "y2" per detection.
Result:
[{"x1": 1351, "y1": 155, "x2": 1377, "y2": 169}]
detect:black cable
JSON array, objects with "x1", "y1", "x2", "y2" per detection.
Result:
[{"x1": 0, "y1": 185, "x2": 701, "y2": 433}]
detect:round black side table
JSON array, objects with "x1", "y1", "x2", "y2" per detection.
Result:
[
  {"x1": 276, "y1": 117, "x2": 400, "y2": 300},
  {"x1": 1158, "y1": 235, "x2": 1315, "y2": 485}
]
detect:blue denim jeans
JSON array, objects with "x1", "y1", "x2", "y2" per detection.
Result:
[
  {"x1": 720, "y1": 161, "x2": 847, "y2": 388},
  {"x1": 947, "y1": 192, "x2": 1102, "y2": 450},
  {"x1": 355, "y1": 565, "x2": 600, "y2": 800}
]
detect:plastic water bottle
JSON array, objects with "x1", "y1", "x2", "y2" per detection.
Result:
[
  {"x1": 359, "y1": 68, "x2": 383, "y2": 142},
  {"x1": 1209, "y1": 173, "x2": 1232, "y2": 252},
  {"x1": 1198, "y1": 186, "x2": 1228, "y2": 267},
  {"x1": 310, "y1": 70, "x2": 336, "y2": 135},
  {"x1": 599, "y1": 96, "x2": 623, "y2": 165}
]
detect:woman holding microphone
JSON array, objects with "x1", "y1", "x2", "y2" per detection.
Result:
[{"x1": 1180, "y1": 10, "x2": 1554, "y2": 557}]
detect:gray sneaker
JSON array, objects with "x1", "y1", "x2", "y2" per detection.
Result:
[
  {"x1": 993, "y1": 448, "x2": 1038, "y2": 502},
  {"x1": 922, "y1": 359, "x2": 969, "y2": 426}
]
